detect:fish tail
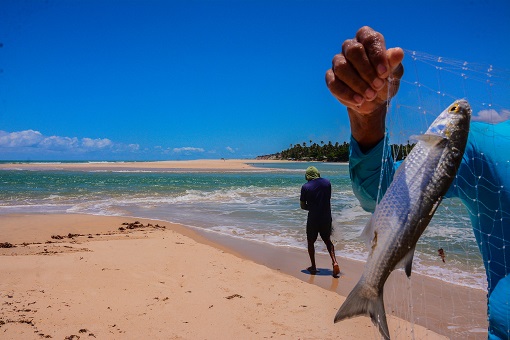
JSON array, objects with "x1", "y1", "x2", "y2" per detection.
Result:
[{"x1": 334, "y1": 282, "x2": 390, "y2": 340}]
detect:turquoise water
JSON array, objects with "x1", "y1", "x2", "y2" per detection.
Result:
[{"x1": 0, "y1": 162, "x2": 485, "y2": 289}]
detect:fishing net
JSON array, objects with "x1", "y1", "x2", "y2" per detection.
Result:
[{"x1": 376, "y1": 48, "x2": 510, "y2": 339}]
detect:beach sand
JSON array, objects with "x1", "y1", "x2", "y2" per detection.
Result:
[
  {"x1": 0, "y1": 159, "x2": 283, "y2": 172},
  {"x1": 1, "y1": 214, "x2": 448, "y2": 340},
  {"x1": 0, "y1": 160, "x2": 488, "y2": 339}
]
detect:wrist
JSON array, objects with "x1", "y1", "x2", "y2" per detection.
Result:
[{"x1": 348, "y1": 103, "x2": 387, "y2": 153}]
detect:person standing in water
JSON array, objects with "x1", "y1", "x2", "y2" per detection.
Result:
[{"x1": 300, "y1": 166, "x2": 340, "y2": 277}]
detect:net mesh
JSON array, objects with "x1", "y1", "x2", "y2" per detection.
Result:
[{"x1": 376, "y1": 49, "x2": 510, "y2": 339}]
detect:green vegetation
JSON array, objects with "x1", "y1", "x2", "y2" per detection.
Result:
[{"x1": 257, "y1": 140, "x2": 415, "y2": 162}]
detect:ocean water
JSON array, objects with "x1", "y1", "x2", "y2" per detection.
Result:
[{"x1": 0, "y1": 162, "x2": 486, "y2": 290}]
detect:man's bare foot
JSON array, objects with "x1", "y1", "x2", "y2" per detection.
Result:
[
  {"x1": 307, "y1": 266, "x2": 318, "y2": 275},
  {"x1": 333, "y1": 263, "x2": 340, "y2": 278}
]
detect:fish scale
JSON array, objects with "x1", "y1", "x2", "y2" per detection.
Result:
[{"x1": 334, "y1": 100, "x2": 471, "y2": 340}]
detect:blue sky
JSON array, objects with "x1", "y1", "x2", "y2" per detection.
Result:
[{"x1": 1, "y1": 0, "x2": 509, "y2": 160}]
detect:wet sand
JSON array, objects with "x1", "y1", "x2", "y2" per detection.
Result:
[{"x1": 201, "y1": 227, "x2": 488, "y2": 339}]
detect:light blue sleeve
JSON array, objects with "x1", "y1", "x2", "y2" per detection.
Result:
[{"x1": 348, "y1": 134, "x2": 395, "y2": 213}]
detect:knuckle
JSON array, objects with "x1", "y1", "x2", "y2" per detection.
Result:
[
  {"x1": 341, "y1": 39, "x2": 357, "y2": 54},
  {"x1": 357, "y1": 26, "x2": 373, "y2": 37},
  {"x1": 341, "y1": 39, "x2": 352, "y2": 50},
  {"x1": 356, "y1": 26, "x2": 368, "y2": 40},
  {"x1": 325, "y1": 69, "x2": 335, "y2": 85},
  {"x1": 344, "y1": 43, "x2": 365, "y2": 60},
  {"x1": 365, "y1": 33, "x2": 380, "y2": 48},
  {"x1": 331, "y1": 54, "x2": 346, "y2": 70},
  {"x1": 356, "y1": 30, "x2": 384, "y2": 55}
]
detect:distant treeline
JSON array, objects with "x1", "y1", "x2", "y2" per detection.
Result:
[{"x1": 256, "y1": 140, "x2": 415, "y2": 162}]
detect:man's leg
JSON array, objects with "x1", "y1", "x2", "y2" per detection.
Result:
[
  {"x1": 323, "y1": 236, "x2": 340, "y2": 277},
  {"x1": 306, "y1": 223, "x2": 319, "y2": 274},
  {"x1": 307, "y1": 238, "x2": 318, "y2": 274}
]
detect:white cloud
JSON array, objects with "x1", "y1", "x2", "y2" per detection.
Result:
[
  {"x1": 0, "y1": 129, "x2": 137, "y2": 154},
  {"x1": 0, "y1": 129, "x2": 44, "y2": 147},
  {"x1": 38, "y1": 136, "x2": 79, "y2": 150},
  {"x1": 127, "y1": 144, "x2": 140, "y2": 151},
  {"x1": 472, "y1": 109, "x2": 510, "y2": 124},
  {"x1": 81, "y1": 137, "x2": 113, "y2": 149},
  {"x1": 226, "y1": 146, "x2": 235, "y2": 153},
  {"x1": 172, "y1": 147, "x2": 205, "y2": 153}
]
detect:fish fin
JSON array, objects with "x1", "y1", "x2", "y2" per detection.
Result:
[
  {"x1": 396, "y1": 245, "x2": 416, "y2": 278},
  {"x1": 334, "y1": 282, "x2": 390, "y2": 340},
  {"x1": 361, "y1": 217, "x2": 376, "y2": 249},
  {"x1": 410, "y1": 133, "x2": 446, "y2": 145}
]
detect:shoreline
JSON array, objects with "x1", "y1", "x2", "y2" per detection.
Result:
[{"x1": 1, "y1": 213, "x2": 486, "y2": 339}]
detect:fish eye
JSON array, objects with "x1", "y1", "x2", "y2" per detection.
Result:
[{"x1": 449, "y1": 104, "x2": 460, "y2": 113}]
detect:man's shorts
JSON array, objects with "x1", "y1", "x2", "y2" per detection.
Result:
[{"x1": 306, "y1": 221, "x2": 332, "y2": 242}]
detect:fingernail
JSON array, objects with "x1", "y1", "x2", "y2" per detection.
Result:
[
  {"x1": 372, "y1": 78, "x2": 384, "y2": 89},
  {"x1": 377, "y1": 64, "x2": 387, "y2": 75},
  {"x1": 364, "y1": 88, "x2": 376, "y2": 100},
  {"x1": 354, "y1": 94, "x2": 364, "y2": 104}
]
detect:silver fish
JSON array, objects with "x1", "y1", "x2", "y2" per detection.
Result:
[{"x1": 334, "y1": 100, "x2": 471, "y2": 339}]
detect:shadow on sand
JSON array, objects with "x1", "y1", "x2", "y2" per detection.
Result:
[{"x1": 300, "y1": 268, "x2": 339, "y2": 278}]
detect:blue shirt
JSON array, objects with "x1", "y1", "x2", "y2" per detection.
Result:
[
  {"x1": 300, "y1": 177, "x2": 332, "y2": 226},
  {"x1": 349, "y1": 120, "x2": 510, "y2": 339}
]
